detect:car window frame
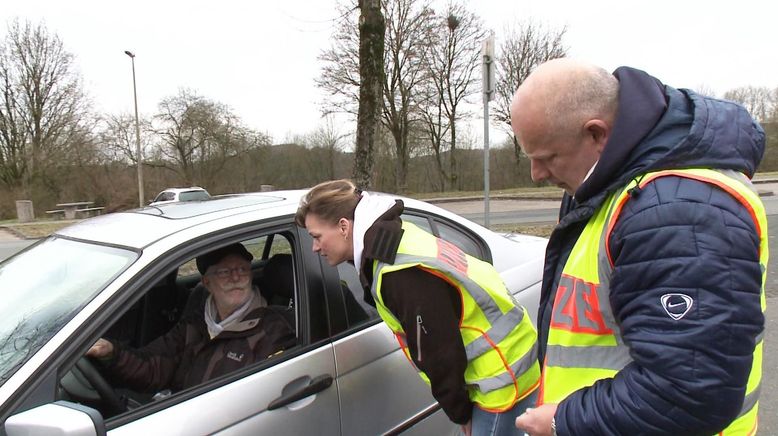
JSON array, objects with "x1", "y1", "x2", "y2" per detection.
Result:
[
  {"x1": 105, "y1": 223, "x2": 324, "y2": 428},
  {"x1": 105, "y1": 229, "x2": 303, "y2": 426},
  {"x1": 321, "y1": 209, "x2": 493, "y2": 340},
  {"x1": 3, "y1": 216, "x2": 332, "y2": 430},
  {"x1": 402, "y1": 209, "x2": 492, "y2": 262}
]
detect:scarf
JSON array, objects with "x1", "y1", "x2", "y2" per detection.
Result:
[
  {"x1": 352, "y1": 191, "x2": 397, "y2": 273},
  {"x1": 204, "y1": 287, "x2": 266, "y2": 339}
]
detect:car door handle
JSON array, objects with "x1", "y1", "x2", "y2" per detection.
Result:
[{"x1": 267, "y1": 374, "x2": 333, "y2": 410}]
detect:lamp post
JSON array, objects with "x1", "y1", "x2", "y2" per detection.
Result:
[
  {"x1": 481, "y1": 35, "x2": 495, "y2": 228},
  {"x1": 124, "y1": 50, "x2": 144, "y2": 207}
]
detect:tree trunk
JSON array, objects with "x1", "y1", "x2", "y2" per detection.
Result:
[
  {"x1": 512, "y1": 134, "x2": 522, "y2": 162},
  {"x1": 448, "y1": 114, "x2": 457, "y2": 190},
  {"x1": 353, "y1": 0, "x2": 385, "y2": 190}
]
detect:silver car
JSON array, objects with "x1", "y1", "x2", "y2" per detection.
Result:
[
  {"x1": 149, "y1": 187, "x2": 211, "y2": 206},
  {"x1": 0, "y1": 191, "x2": 546, "y2": 435}
]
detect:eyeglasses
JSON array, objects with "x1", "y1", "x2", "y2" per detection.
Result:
[{"x1": 209, "y1": 265, "x2": 251, "y2": 279}]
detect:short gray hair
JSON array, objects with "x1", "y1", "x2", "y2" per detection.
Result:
[{"x1": 547, "y1": 65, "x2": 619, "y2": 139}]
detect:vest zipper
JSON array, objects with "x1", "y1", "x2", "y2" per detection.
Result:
[{"x1": 416, "y1": 315, "x2": 427, "y2": 362}]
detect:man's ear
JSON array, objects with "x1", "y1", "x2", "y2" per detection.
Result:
[{"x1": 584, "y1": 119, "x2": 610, "y2": 154}]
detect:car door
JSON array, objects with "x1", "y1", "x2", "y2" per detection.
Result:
[
  {"x1": 110, "y1": 346, "x2": 340, "y2": 435},
  {"x1": 320, "y1": 253, "x2": 457, "y2": 435},
  {"x1": 108, "y1": 226, "x2": 341, "y2": 435},
  {"x1": 3, "y1": 224, "x2": 343, "y2": 435}
]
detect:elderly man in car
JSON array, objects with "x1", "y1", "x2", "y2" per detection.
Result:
[{"x1": 87, "y1": 243, "x2": 295, "y2": 393}]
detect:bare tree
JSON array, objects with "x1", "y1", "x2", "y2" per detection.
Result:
[
  {"x1": 97, "y1": 113, "x2": 153, "y2": 164},
  {"x1": 724, "y1": 85, "x2": 774, "y2": 123},
  {"x1": 770, "y1": 87, "x2": 778, "y2": 123},
  {"x1": 492, "y1": 21, "x2": 567, "y2": 159},
  {"x1": 317, "y1": 3, "x2": 362, "y2": 117},
  {"x1": 381, "y1": 0, "x2": 436, "y2": 192},
  {"x1": 318, "y1": 0, "x2": 435, "y2": 192},
  {"x1": 0, "y1": 20, "x2": 91, "y2": 193},
  {"x1": 151, "y1": 89, "x2": 270, "y2": 188},
  {"x1": 418, "y1": 1, "x2": 485, "y2": 191},
  {"x1": 693, "y1": 84, "x2": 718, "y2": 98},
  {"x1": 304, "y1": 115, "x2": 351, "y2": 180}
]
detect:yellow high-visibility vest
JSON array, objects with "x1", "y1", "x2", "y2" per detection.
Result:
[
  {"x1": 541, "y1": 168, "x2": 767, "y2": 435},
  {"x1": 370, "y1": 221, "x2": 540, "y2": 411}
]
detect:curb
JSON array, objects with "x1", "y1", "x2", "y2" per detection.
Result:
[
  {"x1": 424, "y1": 194, "x2": 563, "y2": 204},
  {"x1": 753, "y1": 177, "x2": 778, "y2": 184},
  {"x1": 426, "y1": 185, "x2": 776, "y2": 203}
]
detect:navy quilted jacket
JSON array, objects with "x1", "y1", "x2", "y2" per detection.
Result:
[{"x1": 540, "y1": 67, "x2": 766, "y2": 435}]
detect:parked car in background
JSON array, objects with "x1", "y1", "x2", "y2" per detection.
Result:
[
  {"x1": 0, "y1": 190, "x2": 547, "y2": 435},
  {"x1": 149, "y1": 187, "x2": 211, "y2": 205}
]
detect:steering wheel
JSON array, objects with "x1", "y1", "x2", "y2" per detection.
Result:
[{"x1": 74, "y1": 356, "x2": 125, "y2": 416}]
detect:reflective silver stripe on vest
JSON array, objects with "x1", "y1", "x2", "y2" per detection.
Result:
[
  {"x1": 710, "y1": 170, "x2": 765, "y2": 421},
  {"x1": 732, "y1": 330, "x2": 764, "y2": 419},
  {"x1": 464, "y1": 306, "x2": 523, "y2": 359},
  {"x1": 371, "y1": 253, "x2": 524, "y2": 336},
  {"x1": 721, "y1": 169, "x2": 759, "y2": 196},
  {"x1": 738, "y1": 382, "x2": 760, "y2": 419},
  {"x1": 545, "y1": 344, "x2": 632, "y2": 370},
  {"x1": 545, "y1": 192, "x2": 632, "y2": 370},
  {"x1": 468, "y1": 345, "x2": 539, "y2": 393},
  {"x1": 371, "y1": 253, "x2": 532, "y2": 393}
]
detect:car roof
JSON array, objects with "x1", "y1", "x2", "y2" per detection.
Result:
[
  {"x1": 54, "y1": 189, "x2": 541, "y2": 256},
  {"x1": 57, "y1": 190, "x2": 308, "y2": 249}
]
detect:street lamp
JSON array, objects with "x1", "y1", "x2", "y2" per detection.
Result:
[{"x1": 124, "y1": 50, "x2": 144, "y2": 207}]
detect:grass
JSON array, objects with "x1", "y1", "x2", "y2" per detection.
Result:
[
  {"x1": 493, "y1": 223, "x2": 555, "y2": 238},
  {"x1": 2, "y1": 218, "x2": 556, "y2": 240},
  {"x1": 412, "y1": 186, "x2": 564, "y2": 201},
  {"x1": 0, "y1": 221, "x2": 75, "y2": 239}
]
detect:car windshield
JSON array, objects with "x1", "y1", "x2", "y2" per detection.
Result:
[
  {"x1": 0, "y1": 237, "x2": 137, "y2": 386},
  {"x1": 179, "y1": 190, "x2": 210, "y2": 201}
]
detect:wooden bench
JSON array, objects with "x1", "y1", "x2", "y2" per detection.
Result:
[
  {"x1": 45, "y1": 209, "x2": 66, "y2": 219},
  {"x1": 76, "y1": 206, "x2": 105, "y2": 217}
]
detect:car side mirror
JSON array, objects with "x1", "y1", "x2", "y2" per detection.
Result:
[{"x1": 5, "y1": 401, "x2": 106, "y2": 436}]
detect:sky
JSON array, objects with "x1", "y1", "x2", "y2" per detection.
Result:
[{"x1": 2, "y1": 0, "x2": 777, "y2": 145}]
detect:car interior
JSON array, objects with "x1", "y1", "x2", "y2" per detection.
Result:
[{"x1": 57, "y1": 234, "x2": 300, "y2": 419}]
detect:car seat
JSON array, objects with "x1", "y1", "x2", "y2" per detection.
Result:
[{"x1": 255, "y1": 253, "x2": 295, "y2": 308}]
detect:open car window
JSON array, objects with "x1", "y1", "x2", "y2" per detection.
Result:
[{"x1": 56, "y1": 231, "x2": 300, "y2": 421}]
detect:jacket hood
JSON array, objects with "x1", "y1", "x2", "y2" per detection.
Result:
[{"x1": 575, "y1": 67, "x2": 766, "y2": 202}]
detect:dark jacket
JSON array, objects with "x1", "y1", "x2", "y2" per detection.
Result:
[
  {"x1": 358, "y1": 202, "x2": 473, "y2": 425},
  {"x1": 105, "y1": 291, "x2": 295, "y2": 393},
  {"x1": 543, "y1": 67, "x2": 766, "y2": 435}
]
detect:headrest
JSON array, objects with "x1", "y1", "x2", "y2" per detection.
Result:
[{"x1": 258, "y1": 253, "x2": 294, "y2": 302}]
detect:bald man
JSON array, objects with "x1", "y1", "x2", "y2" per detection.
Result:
[{"x1": 511, "y1": 59, "x2": 767, "y2": 435}]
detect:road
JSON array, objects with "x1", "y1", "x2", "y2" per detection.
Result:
[
  {"x1": 445, "y1": 184, "x2": 778, "y2": 227},
  {"x1": 0, "y1": 234, "x2": 34, "y2": 261}
]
